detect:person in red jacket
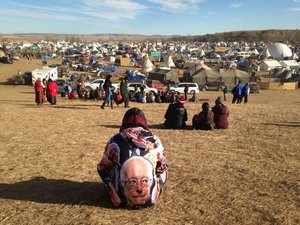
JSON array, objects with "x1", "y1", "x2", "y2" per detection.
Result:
[
  {"x1": 47, "y1": 79, "x2": 58, "y2": 105},
  {"x1": 212, "y1": 96, "x2": 229, "y2": 129},
  {"x1": 68, "y1": 90, "x2": 77, "y2": 99},
  {"x1": 34, "y1": 78, "x2": 44, "y2": 106}
]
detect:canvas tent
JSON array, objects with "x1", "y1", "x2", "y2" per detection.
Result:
[
  {"x1": 192, "y1": 68, "x2": 222, "y2": 84},
  {"x1": 268, "y1": 43, "x2": 292, "y2": 60},
  {"x1": 220, "y1": 68, "x2": 250, "y2": 84},
  {"x1": 192, "y1": 68, "x2": 250, "y2": 85},
  {"x1": 260, "y1": 59, "x2": 282, "y2": 71},
  {"x1": 148, "y1": 69, "x2": 178, "y2": 84},
  {"x1": 279, "y1": 60, "x2": 300, "y2": 72}
]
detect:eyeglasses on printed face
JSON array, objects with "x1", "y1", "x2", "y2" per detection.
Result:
[{"x1": 124, "y1": 178, "x2": 152, "y2": 188}]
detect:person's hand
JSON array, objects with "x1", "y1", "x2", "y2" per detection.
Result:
[{"x1": 107, "y1": 183, "x2": 121, "y2": 206}]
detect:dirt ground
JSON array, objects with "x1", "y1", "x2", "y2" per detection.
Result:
[{"x1": 0, "y1": 59, "x2": 299, "y2": 225}]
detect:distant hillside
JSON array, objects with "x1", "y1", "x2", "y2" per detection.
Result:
[
  {"x1": 172, "y1": 29, "x2": 300, "y2": 44},
  {"x1": 1, "y1": 29, "x2": 299, "y2": 43}
]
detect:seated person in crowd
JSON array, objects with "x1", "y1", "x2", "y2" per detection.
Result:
[
  {"x1": 97, "y1": 108, "x2": 168, "y2": 208},
  {"x1": 68, "y1": 89, "x2": 77, "y2": 99},
  {"x1": 192, "y1": 102, "x2": 215, "y2": 130},
  {"x1": 212, "y1": 96, "x2": 229, "y2": 129},
  {"x1": 164, "y1": 96, "x2": 188, "y2": 129}
]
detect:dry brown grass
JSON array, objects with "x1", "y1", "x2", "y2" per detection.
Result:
[{"x1": 0, "y1": 59, "x2": 300, "y2": 224}]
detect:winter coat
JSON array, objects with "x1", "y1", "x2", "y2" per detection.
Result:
[
  {"x1": 164, "y1": 103, "x2": 188, "y2": 129},
  {"x1": 212, "y1": 104, "x2": 229, "y2": 129},
  {"x1": 34, "y1": 80, "x2": 44, "y2": 92},
  {"x1": 48, "y1": 82, "x2": 58, "y2": 97}
]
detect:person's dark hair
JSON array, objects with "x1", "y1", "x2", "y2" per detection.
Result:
[
  {"x1": 201, "y1": 102, "x2": 210, "y2": 118},
  {"x1": 202, "y1": 102, "x2": 209, "y2": 111},
  {"x1": 103, "y1": 75, "x2": 112, "y2": 90},
  {"x1": 120, "y1": 107, "x2": 149, "y2": 131}
]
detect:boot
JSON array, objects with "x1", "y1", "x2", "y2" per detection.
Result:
[{"x1": 111, "y1": 101, "x2": 114, "y2": 109}]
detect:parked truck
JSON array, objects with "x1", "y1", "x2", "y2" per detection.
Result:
[{"x1": 31, "y1": 67, "x2": 58, "y2": 84}]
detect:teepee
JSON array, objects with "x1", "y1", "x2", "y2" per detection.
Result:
[
  {"x1": 166, "y1": 55, "x2": 176, "y2": 67},
  {"x1": 141, "y1": 54, "x2": 154, "y2": 73}
]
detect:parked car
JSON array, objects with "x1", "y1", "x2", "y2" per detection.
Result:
[
  {"x1": 84, "y1": 78, "x2": 105, "y2": 91},
  {"x1": 84, "y1": 78, "x2": 119, "y2": 92},
  {"x1": 199, "y1": 81, "x2": 226, "y2": 91},
  {"x1": 127, "y1": 83, "x2": 158, "y2": 94},
  {"x1": 146, "y1": 79, "x2": 164, "y2": 89},
  {"x1": 249, "y1": 82, "x2": 260, "y2": 93},
  {"x1": 170, "y1": 82, "x2": 199, "y2": 94}
]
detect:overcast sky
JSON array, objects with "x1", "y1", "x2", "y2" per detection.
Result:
[{"x1": 0, "y1": 0, "x2": 300, "y2": 35}]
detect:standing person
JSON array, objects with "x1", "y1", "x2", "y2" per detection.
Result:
[
  {"x1": 164, "y1": 96, "x2": 188, "y2": 129},
  {"x1": 140, "y1": 82, "x2": 145, "y2": 94},
  {"x1": 192, "y1": 102, "x2": 215, "y2": 130},
  {"x1": 97, "y1": 107, "x2": 168, "y2": 208},
  {"x1": 47, "y1": 79, "x2": 58, "y2": 105},
  {"x1": 242, "y1": 83, "x2": 250, "y2": 103},
  {"x1": 120, "y1": 76, "x2": 130, "y2": 108},
  {"x1": 101, "y1": 75, "x2": 114, "y2": 109},
  {"x1": 223, "y1": 85, "x2": 229, "y2": 101},
  {"x1": 236, "y1": 81, "x2": 243, "y2": 104},
  {"x1": 184, "y1": 83, "x2": 189, "y2": 101},
  {"x1": 34, "y1": 78, "x2": 44, "y2": 106},
  {"x1": 212, "y1": 96, "x2": 229, "y2": 129}
]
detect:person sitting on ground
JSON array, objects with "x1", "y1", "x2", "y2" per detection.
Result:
[
  {"x1": 164, "y1": 96, "x2": 188, "y2": 129},
  {"x1": 189, "y1": 92, "x2": 196, "y2": 102},
  {"x1": 68, "y1": 89, "x2": 77, "y2": 99},
  {"x1": 212, "y1": 96, "x2": 229, "y2": 129},
  {"x1": 192, "y1": 102, "x2": 215, "y2": 130},
  {"x1": 97, "y1": 107, "x2": 168, "y2": 208}
]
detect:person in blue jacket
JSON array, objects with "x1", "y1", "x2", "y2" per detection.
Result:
[
  {"x1": 241, "y1": 82, "x2": 250, "y2": 103},
  {"x1": 236, "y1": 80, "x2": 243, "y2": 104}
]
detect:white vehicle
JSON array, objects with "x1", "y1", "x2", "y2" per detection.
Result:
[
  {"x1": 84, "y1": 78, "x2": 119, "y2": 92},
  {"x1": 84, "y1": 78, "x2": 105, "y2": 91},
  {"x1": 31, "y1": 67, "x2": 58, "y2": 84},
  {"x1": 127, "y1": 83, "x2": 158, "y2": 94},
  {"x1": 170, "y1": 82, "x2": 199, "y2": 94}
]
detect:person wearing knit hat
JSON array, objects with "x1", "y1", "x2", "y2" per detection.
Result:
[
  {"x1": 212, "y1": 96, "x2": 229, "y2": 129},
  {"x1": 215, "y1": 96, "x2": 223, "y2": 105},
  {"x1": 164, "y1": 95, "x2": 188, "y2": 129},
  {"x1": 177, "y1": 95, "x2": 186, "y2": 105}
]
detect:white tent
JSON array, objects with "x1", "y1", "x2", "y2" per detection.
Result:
[
  {"x1": 260, "y1": 48, "x2": 271, "y2": 59},
  {"x1": 260, "y1": 59, "x2": 282, "y2": 71},
  {"x1": 268, "y1": 43, "x2": 292, "y2": 60},
  {"x1": 199, "y1": 49, "x2": 205, "y2": 57},
  {"x1": 280, "y1": 60, "x2": 300, "y2": 72},
  {"x1": 292, "y1": 53, "x2": 299, "y2": 60},
  {"x1": 166, "y1": 55, "x2": 176, "y2": 67},
  {"x1": 141, "y1": 54, "x2": 154, "y2": 73}
]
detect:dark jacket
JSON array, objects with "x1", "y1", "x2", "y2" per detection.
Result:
[
  {"x1": 120, "y1": 80, "x2": 128, "y2": 97},
  {"x1": 164, "y1": 103, "x2": 187, "y2": 129},
  {"x1": 212, "y1": 104, "x2": 229, "y2": 129}
]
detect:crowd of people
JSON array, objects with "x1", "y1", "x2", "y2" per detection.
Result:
[
  {"x1": 163, "y1": 94, "x2": 229, "y2": 130},
  {"x1": 33, "y1": 76, "x2": 256, "y2": 208}
]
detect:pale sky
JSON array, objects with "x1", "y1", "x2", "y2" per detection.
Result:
[{"x1": 0, "y1": 0, "x2": 299, "y2": 35}]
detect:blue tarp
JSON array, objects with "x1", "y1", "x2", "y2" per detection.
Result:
[
  {"x1": 181, "y1": 51, "x2": 191, "y2": 55},
  {"x1": 126, "y1": 69, "x2": 146, "y2": 81},
  {"x1": 101, "y1": 66, "x2": 119, "y2": 73}
]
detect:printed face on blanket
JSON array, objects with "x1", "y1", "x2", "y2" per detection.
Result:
[{"x1": 97, "y1": 108, "x2": 168, "y2": 208}]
